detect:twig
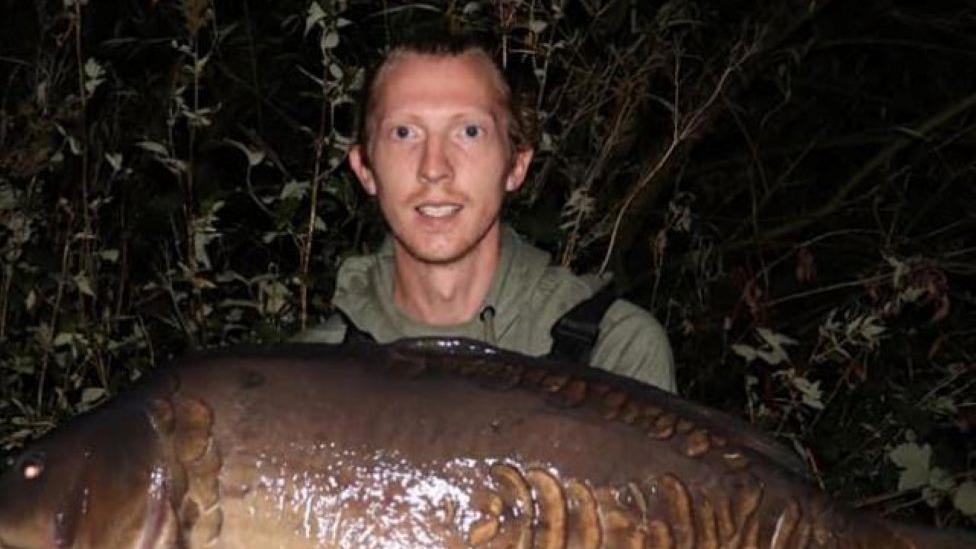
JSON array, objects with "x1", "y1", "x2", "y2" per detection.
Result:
[
  {"x1": 300, "y1": 35, "x2": 334, "y2": 330},
  {"x1": 766, "y1": 272, "x2": 892, "y2": 307},
  {"x1": 560, "y1": 76, "x2": 641, "y2": 266},
  {"x1": 724, "y1": 90, "x2": 976, "y2": 252},
  {"x1": 599, "y1": 39, "x2": 757, "y2": 274},
  {"x1": 858, "y1": 468, "x2": 975, "y2": 514},
  {"x1": 37, "y1": 237, "x2": 72, "y2": 410},
  {"x1": 0, "y1": 262, "x2": 12, "y2": 340}
]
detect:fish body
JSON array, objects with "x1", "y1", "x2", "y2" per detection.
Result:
[{"x1": 0, "y1": 339, "x2": 971, "y2": 548}]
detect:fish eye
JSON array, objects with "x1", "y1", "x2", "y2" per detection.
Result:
[{"x1": 20, "y1": 453, "x2": 45, "y2": 480}]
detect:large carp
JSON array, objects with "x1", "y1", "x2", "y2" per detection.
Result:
[{"x1": 0, "y1": 339, "x2": 971, "y2": 548}]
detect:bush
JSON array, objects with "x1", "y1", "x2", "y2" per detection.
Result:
[{"x1": 1, "y1": 0, "x2": 973, "y2": 528}]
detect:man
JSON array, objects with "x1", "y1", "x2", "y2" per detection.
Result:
[{"x1": 296, "y1": 33, "x2": 676, "y2": 392}]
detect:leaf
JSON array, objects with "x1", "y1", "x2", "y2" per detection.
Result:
[
  {"x1": 259, "y1": 280, "x2": 291, "y2": 315},
  {"x1": 539, "y1": 131, "x2": 554, "y2": 152},
  {"x1": 137, "y1": 140, "x2": 170, "y2": 157},
  {"x1": 83, "y1": 58, "x2": 106, "y2": 96},
  {"x1": 66, "y1": 134, "x2": 82, "y2": 155},
  {"x1": 922, "y1": 468, "x2": 953, "y2": 507},
  {"x1": 731, "y1": 343, "x2": 757, "y2": 363},
  {"x1": 105, "y1": 152, "x2": 123, "y2": 173},
  {"x1": 755, "y1": 327, "x2": 797, "y2": 365},
  {"x1": 888, "y1": 442, "x2": 932, "y2": 491},
  {"x1": 953, "y1": 481, "x2": 976, "y2": 516},
  {"x1": 192, "y1": 275, "x2": 217, "y2": 290},
  {"x1": 929, "y1": 467, "x2": 954, "y2": 491},
  {"x1": 80, "y1": 387, "x2": 105, "y2": 404},
  {"x1": 74, "y1": 273, "x2": 95, "y2": 297},
  {"x1": 0, "y1": 186, "x2": 16, "y2": 211},
  {"x1": 305, "y1": 2, "x2": 327, "y2": 36},
  {"x1": 928, "y1": 395, "x2": 957, "y2": 416},
  {"x1": 280, "y1": 180, "x2": 310, "y2": 200},
  {"x1": 885, "y1": 253, "x2": 909, "y2": 288},
  {"x1": 757, "y1": 327, "x2": 798, "y2": 347},
  {"x1": 77, "y1": 387, "x2": 107, "y2": 412},
  {"x1": 194, "y1": 232, "x2": 216, "y2": 270},
  {"x1": 349, "y1": 67, "x2": 365, "y2": 91},
  {"x1": 183, "y1": 109, "x2": 213, "y2": 128},
  {"x1": 225, "y1": 139, "x2": 265, "y2": 167},
  {"x1": 848, "y1": 314, "x2": 886, "y2": 348},
  {"x1": 858, "y1": 315, "x2": 886, "y2": 340},
  {"x1": 99, "y1": 249, "x2": 120, "y2": 263},
  {"x1": 322, "y1": 29, "x2": 340, "y2": 50},
  {"x1": 790, "y1": 375, "x2": 824, "y2": 410},
  {"x1": 194, "y1": 53, "x2": 210, "y2": 75}
]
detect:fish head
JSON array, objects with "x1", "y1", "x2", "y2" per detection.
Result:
[
  {"x1": 0, "y1": 446, "x2": 60, "y2": 548},
  {"x1": 0, "y1": 401, "x2": 169, "y2": 549}
]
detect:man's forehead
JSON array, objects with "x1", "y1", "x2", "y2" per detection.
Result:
[{"x1": 371, "y1": 51, "x2": 508, "y2": 116}]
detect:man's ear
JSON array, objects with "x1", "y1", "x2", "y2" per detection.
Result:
[
  {"x1": 504, "y1": 148, "x2": 534, "y2": 192},
  {"x1": 348, "y1": 144, "x2": 377, "y2": 196}
]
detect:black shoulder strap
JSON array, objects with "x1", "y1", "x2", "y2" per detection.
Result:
[
  {"x1": 548, "y1": 282, "x2": 618, "y2": 363},
  {"x1": 336, "y1": 310, "x2": 377, "y2": 344}
]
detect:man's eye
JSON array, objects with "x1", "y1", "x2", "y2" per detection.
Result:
[
  {"x1": 462, "y1": 125, "x2": 482, "y2": 139},
  {"x1": 393, "y1": 126, "x2": 412, "y2": 139}
]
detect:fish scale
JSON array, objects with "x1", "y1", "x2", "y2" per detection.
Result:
[{"x1": 0, "y1": 338, "x2": 973, "y2": 548}]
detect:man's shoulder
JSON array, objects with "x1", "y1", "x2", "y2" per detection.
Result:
[
  {"x1": 536, "y1": 263, "x2": 599, "y2": 298},
  {"x1": 603, "y1": 297, "x2": 663, "y2": 329},
  {"x1": 334, "y1": 247, "x2": 390, "y2": 291},
  {"x1": 511, "y1": 262, "x2": 601, "y2": 334},
  {"x1": 592, "y1": 298, "x2": 675, "y2": 391},
  {"x1": 331, "y1": 244, "x2": 395, "y2": 327}
]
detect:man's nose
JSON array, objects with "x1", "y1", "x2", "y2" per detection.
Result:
[{"x1": 418, "y1": 137, "x2": 452, "y2": 184}]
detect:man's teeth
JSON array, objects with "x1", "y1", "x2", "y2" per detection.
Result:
[{"x1": 417, "y1": 204, "x2": 461, "y2": 218}]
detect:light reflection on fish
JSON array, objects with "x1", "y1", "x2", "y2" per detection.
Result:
[{"x1": 0, "y1": 339, "x2": 972, "y2": 548}]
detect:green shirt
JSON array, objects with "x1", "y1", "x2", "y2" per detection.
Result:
[{"x1": 294, "y1": 226, "x2": 676, "y2": 392}]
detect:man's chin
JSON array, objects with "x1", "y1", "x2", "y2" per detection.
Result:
[
  {"x1": 393, "y1": 235, "x2": 481, "y2": 266},
  {"x1": 401, "y1": 243, "x2": 470, "y2": 266},
  {"x1": 392, "y1": 221, "x2": 502, "y2": 267}
]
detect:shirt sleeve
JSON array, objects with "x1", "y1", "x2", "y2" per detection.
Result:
[
  {"x1": 291, "y1": 313, "x2": 348, "y2": 344},
  {"x1": 589, "y1": 299, "x2": 677, "y2": 393}
]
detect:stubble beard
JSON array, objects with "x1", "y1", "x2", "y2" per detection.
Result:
[{"x1": 392, "y1": 214, "x2": 502, "y2": 268}]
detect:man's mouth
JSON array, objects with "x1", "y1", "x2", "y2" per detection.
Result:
[{"x1": 416, "y1": 204, "x2": 462, "y2": 218}]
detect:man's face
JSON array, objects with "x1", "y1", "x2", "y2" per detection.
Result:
[{"x1": 349, "y1": 52, "x2": 533, "y2": 265}]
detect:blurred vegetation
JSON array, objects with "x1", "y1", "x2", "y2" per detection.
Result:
[{"x1": 1, "y1": 0, "x2": 974, "y2": 529}]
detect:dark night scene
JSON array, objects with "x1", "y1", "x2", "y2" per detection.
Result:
[{"x1": 0, "y1": 0, "x2": 974, "y2": 547}]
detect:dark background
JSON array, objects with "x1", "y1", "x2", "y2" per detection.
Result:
[{"x1": 1, "y1": 0, "x2": 974, "y2": 528}]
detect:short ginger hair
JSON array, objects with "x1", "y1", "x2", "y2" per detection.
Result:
[{"x1": 357, "y1": 31, "x2": 537, "y2": 156}]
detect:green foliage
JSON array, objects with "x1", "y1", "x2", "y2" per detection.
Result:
[{"x1": 1, "y1": 0, "x2": 973, "y2": 530}]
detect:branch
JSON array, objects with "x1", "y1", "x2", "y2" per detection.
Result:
[
  {"x1": 599, "y1": 39, "x2": 757, "y2": 274},
  {"x1": 724, "y1": 89, "x2": 976, "y2": 253}
]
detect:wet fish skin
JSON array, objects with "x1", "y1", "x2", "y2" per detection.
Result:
[{"x1": 0, "y1": 338, "x2": 972, "y2": 548}]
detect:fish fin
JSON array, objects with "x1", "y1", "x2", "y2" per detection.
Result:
[
  {"x1": 138, "y1": 496, "x2": 183, "y2": 549},
  {"x1": 172, "y1": 396, "x2": 223, "y2": 546}
]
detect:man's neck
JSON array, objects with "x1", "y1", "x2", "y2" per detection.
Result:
[{"x1": 392, "y1": 227, "x2": 501, "y2": 326}]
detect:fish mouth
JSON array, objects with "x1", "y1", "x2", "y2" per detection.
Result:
[{"x1": 415, "y1": 203, "x2": 462, "y2": 218}]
